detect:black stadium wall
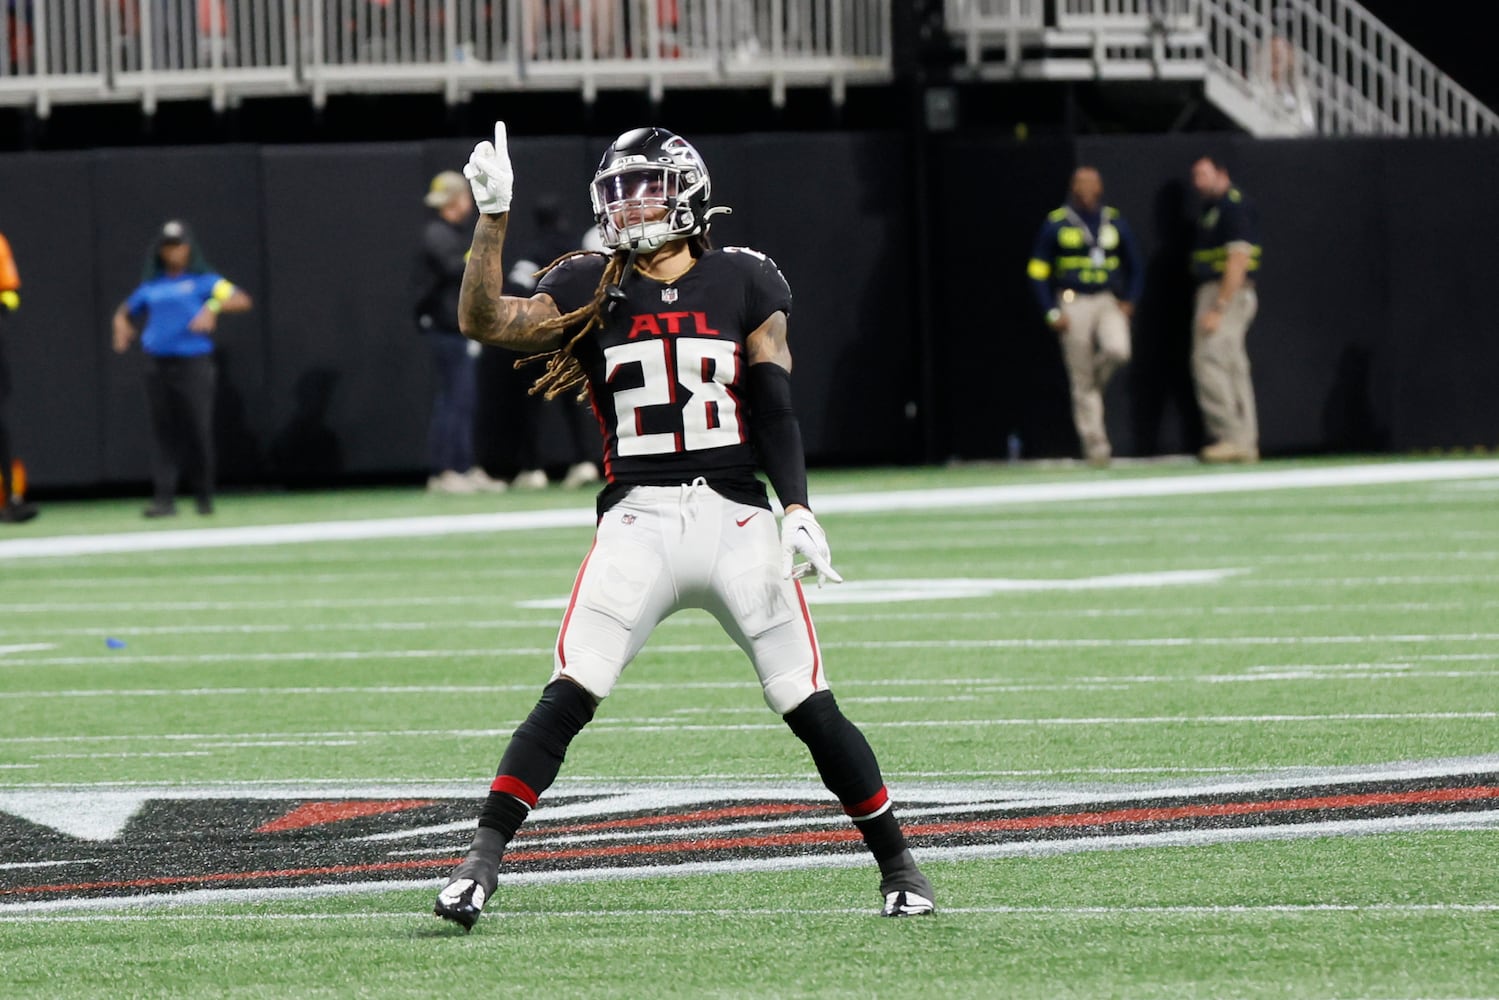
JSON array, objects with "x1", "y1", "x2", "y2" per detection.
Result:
[{"x1": 0, "y1": 131, "x2": 1494, "y2": 492}]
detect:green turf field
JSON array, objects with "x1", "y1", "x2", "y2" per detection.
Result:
[{"x1": 1, "y1": 457, "x2": 1496, "y2": 998}]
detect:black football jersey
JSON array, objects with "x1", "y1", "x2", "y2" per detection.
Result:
[{"x1": 536, "y1": 246, "x2": 793, "y2": 513}]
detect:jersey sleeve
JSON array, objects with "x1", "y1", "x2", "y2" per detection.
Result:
[
  {"x1": 728, "y1": 247, "x2": 792, "y2": 326},
  {"x1": 1218, "y1": 197, "x2": 1258, "y2": 247},
  {"x1": 0, "y1": 233, "x2": 18, "y2": 291},
  {"x1": 198, "y1": 274, "x2": 228, "y2": 300},
  {"x1": 1114, "y1": 217, "x2": 1146, "y2": 303},
  {"x1": 125, "y1": 284, "x2": 149, "y2": 317},
  {"x1": 1027, "y1": 219, "x2": 1059, "y2": 314},
  {"x1": 536, "y1": 253, "x2": 607, "y2": 315}
]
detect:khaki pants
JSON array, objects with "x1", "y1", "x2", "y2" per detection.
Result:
[
  {"x1": 1192, "y1": 281, "x2": 1259, "y2": 449},
  {"x1": 1058, "y1": 292, "x2": 1131, "y2": 461}
]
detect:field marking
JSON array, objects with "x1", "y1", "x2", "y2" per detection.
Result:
[
  {"x1": 8, "y1": 668, "x2": 1494, "y2": 703},
  {"x1": 10, "y1": 538, "x2": 1499, "y2": 571},
  {"x1": 2, "y1": 459, "x2": 1496, "y2": 561},
  {"x1": 3, "y1": 903, "x2": 1497, "y2": 923},
  {"x1": 1, "y1": 712, "x2": 1493, "y2": 750},
  {"x1": 0, "y1": 620, "x2": 560, "y2": 639},
  {"x1": 6, "y1": 755, "x2": 1496, "y2": 792},
  {"x1": 6, "y1": 571, "x2": 1498, "y2": 615},
  {"x1": 1, "y1": 755, "x2": 1495, "y2": 845},
  {"x1": 28, "y1": 752, "x2": 217, "y2": 760},
  {"x1": 3, "y1": 632, "x2": 1497, "y2": 669},
  {"x1": 0, "y1": 595, "x2": 543, "y2": 613},
  {"x1": 2, "y1": 810, "x2": 1495, "y2": 915},
  {"x1": 517, "y1": 570, "x2": 1246, "y2": 608},
  {"x1": 3, "y1": 599, "x2": 1496, "y2": 638}
]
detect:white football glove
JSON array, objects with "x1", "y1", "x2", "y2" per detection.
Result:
[
  {"x1": 463, "y1": 121, "x2": 514, "y2": 215},
  {"x1": 780, "y1": 508, "x2": 843, "y2": 586}
]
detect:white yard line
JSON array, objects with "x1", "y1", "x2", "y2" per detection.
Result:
[
  {"x1": 4, "y1": 902, "x2": 1497, "y2": 922},
  {"x1": 2, "y1": 600, "x2": 1492, "y2": 639},
  {"x1": 3, "y1": 632, "x2": 1497, "y2": 669},
  {"x1": 0, "y1": 711, "x2": 1493, "y2": 747},
  {"x1": 6, "y1": 574, "x2": 1498, "y2": 616},
  {"x1": 2, "y1": 459, "x2": 1496, "y2": 561},
  {"x1": 2, "y1": 661, "x2": 1495, "y2": 702}
]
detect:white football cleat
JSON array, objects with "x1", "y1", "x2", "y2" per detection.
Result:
[
  {"x1": 881, "y1": 890, "x2": 935, "y2": 917},
  {"x1": 434, "y1": 842, "x2": 501, "y2": 932}
]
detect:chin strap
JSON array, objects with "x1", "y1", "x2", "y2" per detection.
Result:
[{"x1": 604, "y1": 245, "x2": 641, "y2": 316}]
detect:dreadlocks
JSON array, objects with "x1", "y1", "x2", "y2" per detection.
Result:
[
  {"x1": 515, "y1": 249, "x2": 625, "y2": 401},
  {"x1": 517, "y1": 233, "x2": 712, "y2": 401}
]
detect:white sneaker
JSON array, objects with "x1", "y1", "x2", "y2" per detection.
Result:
[
  {"x1": 464, "y1": 467, "x2": 509, "y2": 493},
  {"x1": 512, "y1": 468, "x2": 549, "y2": 490},
  {"x1": 562, "y1": 462, "x2": 600, "y2": 489},
  {"x1": 428, "y1": 470, "x2": 478, "y2": 495}
]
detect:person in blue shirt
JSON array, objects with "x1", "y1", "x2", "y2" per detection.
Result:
[
  {"x1": 111, "y1": 220, "x2": 252, "y2": 517},
  {"x1": 1026, "y1": 166, "x2": 1145, "y2": 467}
]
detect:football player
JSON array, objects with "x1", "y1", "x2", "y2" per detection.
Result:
[{"x1": 433, "y1": 123, "x2": 934, "y2": 929}]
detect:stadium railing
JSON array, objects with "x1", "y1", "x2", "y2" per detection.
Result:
[
  {"x1": 0, "y1": 0, "x2": 892, "y2": 115},
  {"x1": 943, "y1": 0, "x2": 1499, "y2": 137}
]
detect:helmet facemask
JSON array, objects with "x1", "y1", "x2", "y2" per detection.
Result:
[{"x1": 591, "y1": 162, "x2": 706, "y2": 252}]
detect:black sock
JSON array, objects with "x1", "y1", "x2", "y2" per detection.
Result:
[
  {"x1": 857, "y1": 811, "x2": 912, "y2": 866},
  {"x1": 784, "y1": 691, "x2": 910, "y2": 865},
  {"x1": 474, "y1": 678, "x2": 597, "y2": 847}
]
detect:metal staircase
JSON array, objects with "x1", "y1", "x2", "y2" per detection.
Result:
[{"x1": 944, "y1": 0, "x2": 1499, "y2": 137}]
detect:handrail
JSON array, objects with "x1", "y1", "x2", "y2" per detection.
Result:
[
  {"x1": 0, "y1": 0, "x2": 892, "y2": 115},
  {"x1": 1202, "y1": 0, "x2": 1499, "y2": 136},
  {"x1": 944, "y1": 0, "x2": 1499, "y2": 136}
]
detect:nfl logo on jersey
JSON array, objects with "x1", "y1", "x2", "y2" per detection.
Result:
[{"x1": 661, "y1": 288, "x2": 678, "y2": 303}]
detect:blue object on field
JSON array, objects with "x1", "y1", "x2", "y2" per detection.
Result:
[{"x1": 105, "y1": 637, "x2": 127, "y2": 649}]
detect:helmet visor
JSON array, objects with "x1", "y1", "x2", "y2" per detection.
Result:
[
  {"x1": 594, "y1": 167, "x2": 683, "y2": 222},
  {"x1": 593, "y1": 165, "x2": 695, "y2": 251}
]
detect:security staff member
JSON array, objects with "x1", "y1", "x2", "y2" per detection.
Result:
[
  {"x1": 1190, "y1": 154, "x2": 1262, "y2": 463},
  {"x1": 0, "y1": 227, "x2": 37, "y2": 523},
  {"x1": 1027, "y1": 166, "x2": 1143, "y2": 467}
]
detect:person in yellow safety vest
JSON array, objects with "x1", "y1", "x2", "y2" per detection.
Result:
[
  {"x1": 1026, "y1": 166, "x2": 1144, "y2": 467},
  {"x1": 0, "y1": 228, "x2": 38, "y2": 523},
  {"x1": 1190, "y1": 154, "x2": 1263, "y2": 464}
]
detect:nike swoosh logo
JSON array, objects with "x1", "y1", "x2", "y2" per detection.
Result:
[{"x1": 735, "y1": 512, "x2": 760, "y2": 527}]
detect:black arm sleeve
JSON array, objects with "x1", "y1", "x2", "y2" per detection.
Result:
[{"x1": 746, "y1": 362, "x2": 809, "y2": 510}]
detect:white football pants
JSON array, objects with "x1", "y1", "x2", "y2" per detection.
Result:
[{"x1": 550, "y1": 479, "x2": 828, "y2": 715}]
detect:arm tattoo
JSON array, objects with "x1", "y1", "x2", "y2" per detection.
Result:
[
  {"x1": 745, "y1": 311, "x2": 791, "y2": 371},
  {"x1": 458, "y1": 214, "x2": 563, "y2": 352}
]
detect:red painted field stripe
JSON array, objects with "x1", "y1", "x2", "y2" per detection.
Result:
[
  {"x1": 504, "y1": 827, "x2": 866, "y2": 864},
  {"x1": 525, "y1": 803, "x2": 827, "y2": 835},
  {"x1": 901, "y1": 786, "x2": 1499, "y2": 837},
  {"x1": 255, "y1": 800, "x2": 435, "y2": 834}
]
